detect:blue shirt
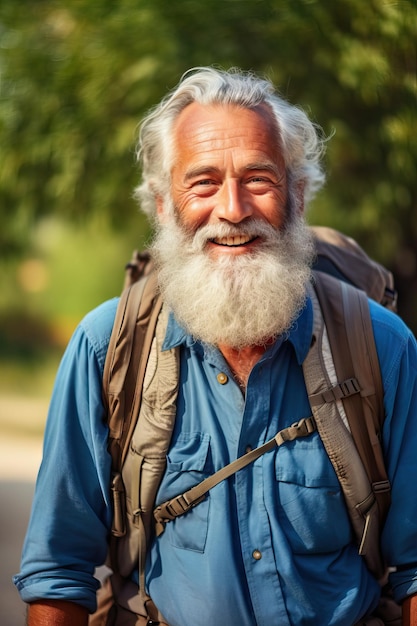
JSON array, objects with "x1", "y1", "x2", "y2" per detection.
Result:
[{"x1": 14, "y1": 295, "x2": 417, "y2": 625}]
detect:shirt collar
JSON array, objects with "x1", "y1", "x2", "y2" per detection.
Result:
[
  {"x1": 281, "y1": 295, "x2": 313, "y2": 364},
  {"x1": 162, "y1": 310, "x2": 190, "y2": 351},
  {"x1": 162, "y1": 295, "x2": 313, "y2": 365}
]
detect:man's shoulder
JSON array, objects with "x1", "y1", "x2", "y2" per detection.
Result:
[
  {"x1": 80, "y1": 297, "x2": 119, "y2": 331},
  {"x1": 77, "y1": 298, "x2": 119, "y2": 363},
  {"x1": 368, "y1": 298, "x2": 416, "y2": 381},
  {"x1": 368, "y1": 299, "x2": 412, "y2": 343}
]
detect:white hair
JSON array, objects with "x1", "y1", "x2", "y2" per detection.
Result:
[{"x1": 134, "y1": 66, "x2": 326, "y2": 218}]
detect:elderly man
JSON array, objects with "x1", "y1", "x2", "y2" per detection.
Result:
[{"x1": 14, "y1": 67, "x2": 417, "y2": 625}]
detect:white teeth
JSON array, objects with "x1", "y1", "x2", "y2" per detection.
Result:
[{"x1": 214, "y1": 235, "x2": 252, "y2": 246}]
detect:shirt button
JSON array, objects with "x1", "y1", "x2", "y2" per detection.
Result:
[
  {"x1": 252, "y1": 550, "x2": 262, "y2": 561},
  {"x1": 245, "y1": 445, "x2": 253, "y2": 453},
  {"x1": 217, "y1": 372, "x2": 228, "y2": 385}
]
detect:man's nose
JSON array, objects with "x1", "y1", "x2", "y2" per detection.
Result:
[{"x1": 213, "y1": 179, "x2": 253, "y2": 223}]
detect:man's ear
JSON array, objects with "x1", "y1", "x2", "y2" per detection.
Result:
[
  {"x1": 156, "y1": 194, "x2": 168, "y2": 223},
  {"x1": 295, "y1": 181, "x2": 305, "y2": 215}
]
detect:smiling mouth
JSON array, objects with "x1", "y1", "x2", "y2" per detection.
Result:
[{"x1": 211, "y1": 235, "x2": 258, "y2": 247}]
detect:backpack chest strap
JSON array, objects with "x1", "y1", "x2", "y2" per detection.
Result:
[{"x1": 153, "y1": 416, "x2": 316, "y2": 536}]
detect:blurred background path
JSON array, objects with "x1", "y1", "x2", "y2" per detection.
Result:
[{"x1": 0, "y1": 396, "x2": 46, "y2": 626}]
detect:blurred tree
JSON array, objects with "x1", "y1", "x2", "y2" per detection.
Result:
[{"x1": 0, "y1": 0, "x2": 416, "y2": 329}]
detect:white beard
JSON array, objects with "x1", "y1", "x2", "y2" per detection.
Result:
[{"x1": 150, "y1": 215, "x2": 314, "y2": 349}]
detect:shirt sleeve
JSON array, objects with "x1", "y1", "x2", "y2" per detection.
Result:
[
  {"x1": 13, "y1": 299, "x2": 117, "y2": 613},
  {"x1": 370, "y1": 301, "x2": 417, "y2": 602}
]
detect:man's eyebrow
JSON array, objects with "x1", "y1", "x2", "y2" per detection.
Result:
[
  {"x1": 183, "y1": 162, "x2": 284, "y2": 181},
  {"x1": 243, "y1": 162, "x2": 283, "y2": 177},
  {"x1": 183, "y1": 166, "x2": 221, "y2": 182}
]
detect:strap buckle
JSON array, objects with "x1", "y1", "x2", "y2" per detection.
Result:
[
  {"x1": 275, "y1": 416, "x2": 317, "y2": 446},
  {"x1": 154, "y1": 492, "x2": 206, "y2": 525}
]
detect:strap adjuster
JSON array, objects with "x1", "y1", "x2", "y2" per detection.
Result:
[
  {"x1": 309, "y1": 377, "x2": 361, "y2": 406},
  {"x1": 154, "y1": 492, "x2": 206, "y2": 525}
]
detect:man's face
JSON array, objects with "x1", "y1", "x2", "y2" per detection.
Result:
[
  {"x1": 152, "y1": 102, "x2": 313, "y2": 348},
  {"x1": 164, "y1": 102, "x2": 290, "y2": 258}
]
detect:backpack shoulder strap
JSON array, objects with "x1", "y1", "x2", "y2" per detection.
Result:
[
  {"x1": 304, "y1": 271, "x2": 391, "y2": 578},
  {"x1": 103, "y1": 271, "x2": 162, "y2": 490}
]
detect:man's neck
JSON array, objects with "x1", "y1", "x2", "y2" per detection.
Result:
[{"x1": 218, "y1": 341, "x2": 273, "y2": 390}]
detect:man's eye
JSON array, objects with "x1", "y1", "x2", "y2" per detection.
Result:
[
  {"x1": 189, "y1": 179, "x2": 218, "y2": 196},
  {"x1": 191, "y1": 179, "x2": 218, "y2": 193},
  {"x1": 247, "y1": 176, "x2": 271, "y2": 183},
  {"x1": 246, "y1": 177, "x2": 275, "y2": 188}
]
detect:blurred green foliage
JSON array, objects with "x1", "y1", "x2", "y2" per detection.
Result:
[
  {"x1": 0, "y1": 214, "x2": 150, "y2": 380},
  {"x1": 0, "y1": 0, "x2": 416, "y2": 374},
  {"x1": 0, "y1": 218, "x2": 150, "y2": 402}
]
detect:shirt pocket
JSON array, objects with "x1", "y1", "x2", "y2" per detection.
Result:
[
  {"x1": 274, "y1": 436, "x2": 352, "y2": 554},
  {"x1": 159, "y1": 432, "x2": 211, "y2": 553}
]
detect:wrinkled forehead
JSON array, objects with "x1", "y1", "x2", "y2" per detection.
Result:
[{"x1": 170, "y1": 101, "x2": 284, "y2": 169}]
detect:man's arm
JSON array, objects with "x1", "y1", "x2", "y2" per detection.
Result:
[
  {"x1": 403, "y1": 594, "x2": 417, "y2": 626},
  {"x1": 27, "y1": 600, "x2": 88, "y2": 626}
]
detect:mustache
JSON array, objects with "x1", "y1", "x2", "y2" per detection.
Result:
[{"x1": 187, "y1": 219, "x2": 285, "y2": 253}]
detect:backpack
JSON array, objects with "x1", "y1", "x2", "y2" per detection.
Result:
[{"x1": 92, "y1": 226, "x2": 399, "y2": 626}]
